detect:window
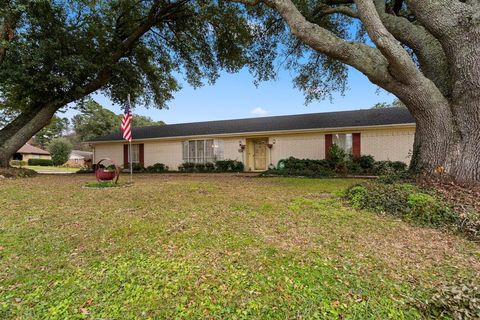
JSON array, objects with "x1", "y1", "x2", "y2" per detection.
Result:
[
  {"x1": 129, "y1": 144, "x2": 140, "y2": 164},
  {"x1": 182, "y1": 139, "x2": 224, "y2": 163},
  {"x1": 333, "y1": 133, "x2": 352, "y2": 154}
]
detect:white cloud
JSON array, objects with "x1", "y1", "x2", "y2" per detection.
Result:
[{"x1": 251, "y1": 107, "x2": 268, "y2": 116}]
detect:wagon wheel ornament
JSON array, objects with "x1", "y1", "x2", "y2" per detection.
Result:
[{"x1": 95, "y1": 158, "x2": 121, "y2": 183}]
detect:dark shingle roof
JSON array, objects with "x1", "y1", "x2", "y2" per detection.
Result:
[{"x1": 91, "y1": 107, "x2": 414, "y2": 142}]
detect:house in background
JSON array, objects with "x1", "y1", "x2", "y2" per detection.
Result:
[
  {"x1": 90, "y1": 108, "x2": 415, "y2": 172},
  {"x1": 12, "y1": 143, "x2": 51, "y2": 162},
  {"x1": 66, "y1": 150, "x2": 94, "y2": 167}
]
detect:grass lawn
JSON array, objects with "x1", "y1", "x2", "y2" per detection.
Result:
[
  {"x1": 19, "y1": 165, "x2": 80, "y2": 173},
  {"x1": 0, "y1": 175, "x2": 478, "y2": 319}
]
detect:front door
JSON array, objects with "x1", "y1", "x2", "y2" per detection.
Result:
[{"x1": 253, "y1": 139, "x2": 268, "y2": 171}]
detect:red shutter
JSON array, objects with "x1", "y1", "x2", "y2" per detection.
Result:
[
  {"x1": 325, "y1": 134, "x2": 333, "y2": 159},
  {"x1": 123, "y1": 144, "x2": 129, "y2": 167},
  {"x1": 139, "y1": 144, "x2": 144, "y2": 167},
  {"x1": 352, "y1": 133, "x2": 361, "y2": 158}
]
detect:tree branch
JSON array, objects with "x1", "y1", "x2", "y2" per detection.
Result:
[
  {"x1": 80, "y1": 0, "x2": 191, "y2": 97},
  {"x1": 354, "y1": 0, "x2": 422, "y2": 84},
  {"x1": 245, "y1": 0, "x2": 394, "y2": 84},
  {"x1": 311, "y1": 4, "x2": 358, "y2": 19}
]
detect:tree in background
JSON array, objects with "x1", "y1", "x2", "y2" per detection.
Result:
[
  {"x1": 231, "y1": 0, "x2": 480, "y2": 183},
  {"x1": 371, "y1": 99, "x2": 406, "y2": 109},
  {"x1": 0, "y1": 0, "x2": 256, "y2": 167},
  {"x1": 33, "y1": 116, "x2": 69, "y2": 148},
  {"x1": 72, "y1": 100, "x2": 165, "y2": 142},
  {"x1": 132, "y1": 116, "x2": 165, "y2": 128},
  {"x1": 72, "y1": 101, "x2": 119, "y2": 143},
  {"x1": 48, "y1": 138, "x2": 73, "y2": 166}
]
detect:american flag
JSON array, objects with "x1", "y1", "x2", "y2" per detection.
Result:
[{"x1": 120, "y1": 99, "x2": 133, "y2": 141}]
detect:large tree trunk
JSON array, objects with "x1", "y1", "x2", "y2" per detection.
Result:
[
  {"x1": 0, "y1": 103, "x2": 59, "y2": 167},
  {"x1": 410, "y1": 105, "x2": 480, "y2": 184}
]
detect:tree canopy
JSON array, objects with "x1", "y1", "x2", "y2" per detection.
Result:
[
  {"x1": 72, "y1": 100, "x2": 165, "y2": 142},
  {"x1": 0, "y1": 0, "x2": 258, "y2": 166},
  {"x1": 33, "y1": 116, "x2": 69, "y2": 147}
]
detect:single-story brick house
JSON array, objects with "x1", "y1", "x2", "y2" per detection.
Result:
[
  {"x1": 66, "y1": 150, "x2": 94, "y2": 167},
  {"x1": 12, "y1": 143, "x2": 51, "y2": 162},
  {"x1": 90, "y1": 108, "x2": 415, "y2": 171}
]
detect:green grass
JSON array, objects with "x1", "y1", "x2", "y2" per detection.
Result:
[
  {"x1": 0, "y1": 175, "x2": 478, "y2": 319},
  {"x1": 83, "y1": 181, "x2": 124, "y2": 189},
  {"x1": 18, "y1": 165, "x2": 79, "y2": 173}
]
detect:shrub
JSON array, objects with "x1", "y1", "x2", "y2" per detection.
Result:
[
  {"x1": 123, "y1": 163, "x2": 145, "y2": 172},
  {"x1": 131, "y1": 163, "x2": 145, "y2": 172},
  {"x1": 146, "y1": 163, "x2": 167, "y2": 173},
  {"x1": 215, "y1": 160, "x2": 244, "y2": 172},
  {"x1": 179, "y1": 162, "x2": 196, "y2": 172},
  {"x1": 48, "y1": 138, "x2": 73, "y2": 166},
  {"x1": 329, "y1": 143, "x2": 347, "y2": 167},
  {"x1": 194, "y1": 163, "x2": 206, "y2": 172},
  {"x1": 28, "y1": 158, "x2": 53, "y2": 166},
  {"x1": 205, "y1": 162, "x2": 215, "y2": 172},
  {"x1": 266, "y1": 155, "x2": 409, "y2": 179},
  {"x1": 356, "y1": 155, "x2": 375, "y2": 170},
  {"x1": 10, "y1": 160, "x2": 27, "y2": 167},
  {"x1": 422, "y1": 279, "x2": 480, "y2": 319},
  {"x1": 406, "y1": 192, "x2": 457, "y2": 226},
  {"x1": 344, "y1": 181, "x2": 458, "y2": 227}
]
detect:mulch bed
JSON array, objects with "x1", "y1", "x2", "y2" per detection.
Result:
[{"x1": 0, "y1": 167, "x2": 37, "y2": 179}]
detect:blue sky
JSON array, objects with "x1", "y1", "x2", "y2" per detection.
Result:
[{"x1": 66, "y1": 66, "x2": 394, "y2": 125}]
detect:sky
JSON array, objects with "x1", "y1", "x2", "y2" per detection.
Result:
[{"x1": 65, "y1": 66, "x2": 394, "y2": 125}]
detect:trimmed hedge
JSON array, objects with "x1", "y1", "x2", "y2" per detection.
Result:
[
  {"x1": 28, "y1": 158, "x2": 53, "y2": 166},
  {"x1": 178, "y1": 160, "x2": 244, "y2": 173},
  {"x1": 146, "y1": 163, "x2": 168, "y2": 173},
  {"x1": 265, "y1": 156, "x2": 408, "y2": 178},
  {"x1": 10, "y1": 160, "x2": 27, "y2": 167}
]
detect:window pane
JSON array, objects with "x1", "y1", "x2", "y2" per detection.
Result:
[
  {"x1": 333, "y1": 134, "x2": 352, "y2": 154},
  {"x1": 129, "y1": 144, "x2": 140, "y2": 163},
  {"x1": 213, "y1": 139, "x2": 224, "y2": 160},
  {"x1": 196, "y1": 140, "x2": 205, "y2": 163},
  {"x1": 205, "y1": 140, "x2": 214, "y2": 162},
  {"x1": 189, "y1": 141, "x2": 196, "y2": 163},
  {"x1": 182, "y1": 141, "x2": 189, "y2": 161}
]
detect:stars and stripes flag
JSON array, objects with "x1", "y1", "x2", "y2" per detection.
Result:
[{"x1": 121, "y1": 99, "x2": 133, "y2": 141}]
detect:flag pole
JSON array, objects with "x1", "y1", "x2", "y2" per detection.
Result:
[{"x1": 128, "y1": 94, "x2": 133, "y2": 183}]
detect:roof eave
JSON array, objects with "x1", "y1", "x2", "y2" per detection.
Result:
[{"x1": 89, "y1": 122, "x2": 416, "y2": 144}]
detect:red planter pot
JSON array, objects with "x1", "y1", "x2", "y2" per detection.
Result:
[{"x1": 95, "y1": 169, "x2": 116, "y2": 181}]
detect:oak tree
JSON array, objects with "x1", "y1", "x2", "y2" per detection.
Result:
[
  {"x1": 232, "y1": 0, "x2": 480, "y2": 183},
  {"x1": 0, "y1": 0, "x2": 254, "y2": 166}
]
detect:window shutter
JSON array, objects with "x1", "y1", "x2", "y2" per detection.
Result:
[
  {"x1": 123, "y1": 144, "x2": 128, "y2": 167},
  {"x1": 139, "y1": 144, "x2": 144, "y2": 166},
  {"x1": 352, "y1": 133, "x2": 361, "y2": 158},
  {"x1": 325, "y1": 134, "x2": 333, "y2": 159}
]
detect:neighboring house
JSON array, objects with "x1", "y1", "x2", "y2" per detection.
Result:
[
  {"x1": 66, "y1": 150, "x2": 93, "y2": 167},
  {"x1": 12, "y1": 143, "x2": 51, "y2": 162},
  {"x1": 90, "y1": 108, "x2": 416, "y2": 172}
]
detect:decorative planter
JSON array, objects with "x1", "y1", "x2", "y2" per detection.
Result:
[
  {"x1": 95, "y1": 169, "x2": 116, "y2": 181},
  {"x1": 95, "y1": 158, "x2": 120, "y2": 183}
]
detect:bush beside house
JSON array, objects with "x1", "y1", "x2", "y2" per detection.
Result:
[
  {"x1": 178, "y1": 160, "x2": 244, "y2": 173},
  {"x1": 265, "y1": 152, "x2": 408, "y2": 178},
  {"x1": 28, "y1": 159, "x2": 54, "y2": 166},
  {"x1": 48, "y1": 138, "x2": 73, "y2": 166}
]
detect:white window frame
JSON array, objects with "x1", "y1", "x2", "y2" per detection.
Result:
[
  {"x1": 129, "y1": 144, "x2": 140, "y2": 164},
  {"x1": 333, "y1": 133, "x2": 353, "y2": 154},
  {"x1": 182, "y1": 139, "x2": 224, "y2": 163}
]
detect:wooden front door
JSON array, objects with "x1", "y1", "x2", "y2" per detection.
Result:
[{"x1": 253, "y1": 139, "x2": 268, "y2": 171}]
